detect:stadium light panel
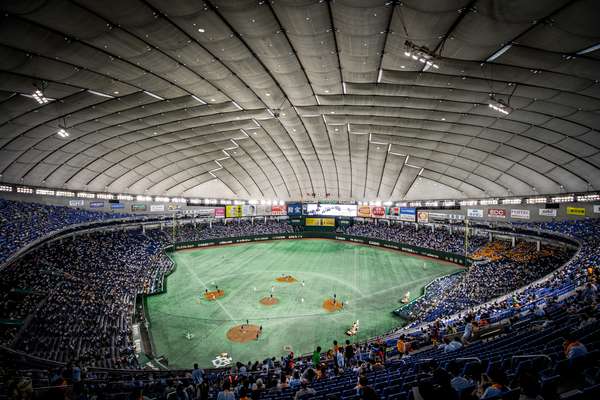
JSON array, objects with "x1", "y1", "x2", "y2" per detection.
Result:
[
  {"x1": 526, "y1": 197, "x2": 547, "y2": 204},
  {"x1": 486, "y1": 44, "x2": 512, "y2": 62},
  {"x1": 578, "y1": 194, "x2": 600, "y2": 202},
  {"x1": 87, "y1": 89, "x2": 114, "y2": 98},
  {"x1": 192, "y1": 95, "x2": 206, "y2": 104},
  {"x1": 143, "y1": 91, "x2": 164, "y2": 101},
  {"x1": 551, "y1": 195, "x2": 574, "y2": 203},
  {"x1": 0, "y1": 185, "x2": 12, "y2": 192},
  {"x1": 576, "y1": 42, "x2": 600, "y2": 55},
  {"x1": 57, "y1": 128, "x2": 70, "y2": 138}
]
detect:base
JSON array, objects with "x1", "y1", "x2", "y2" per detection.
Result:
[
  {"x1": 226, "y1": 324, "x2": 261, "y2": 343},
  {"x1": 260, "y1": 296, "x2": 279, "y2": 306},
  {"x1": 322, "y1": 298, "x2": 344, "y2": 312}
]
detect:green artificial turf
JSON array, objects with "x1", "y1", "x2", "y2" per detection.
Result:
[{"x1": 145, "y1": 239, "x2": 462, "y2": 368}]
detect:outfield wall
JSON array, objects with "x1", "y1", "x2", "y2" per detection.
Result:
[{"x1": 169, "y1": 231, "x2": 472, "y2": 266}]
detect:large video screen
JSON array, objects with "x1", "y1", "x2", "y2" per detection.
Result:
[{"x1": 304, "y1": 203, "x2": 357, "y2": 217}]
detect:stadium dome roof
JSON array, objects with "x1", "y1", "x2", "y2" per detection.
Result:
[{"x1": 0, "y1": 0, "x2": 599, "y2": 201}]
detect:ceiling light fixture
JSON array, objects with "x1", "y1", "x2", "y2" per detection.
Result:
[
  {"x1": 57, "y1": 128, "x2": 70, "y2": 138},
  {"x1": 486, "y1": 44, "x2": 512, "y2": 62},
  {"x1": 488, "y1": 95, "x2": 512, "y2": 115},
  {"x1": 88, "y1": 89, "x2": 114, "y2": 98},
  {"x1": 575, "y1": 42, "x2": 600, "y2": 55},
  {"x1": 32, "y1": 89, "x2": 49, "y2": 104},
  {"x1": 143, "y1": 90, "x2": 164, "y2": 100},
  {"x1": 404, "y1": 41, "x2": 439, "y2": 69},
  {"x1": 191, "y1": 95, "x2": 206, "y2": 104}
]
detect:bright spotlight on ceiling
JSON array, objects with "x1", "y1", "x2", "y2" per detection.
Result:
[
  {"x1": 403, "y1": 41, "x2": 439, "y2": 69},
  {"x1": 488, "y1": 96, "x2": 512, "y2": 116},
  {"x1": 32, "y1": 89, "x2": 49, "y2": 104}
]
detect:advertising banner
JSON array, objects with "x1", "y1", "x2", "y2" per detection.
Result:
[
  {"x1": 286, "y1": 203, "x2": 302, "y2": 217},
  {"x1": 357, "y1": 206, "x2": 372, "y2": 218},
  {"x1": 417, "y1": 211, "x2": 429, "y2": 223},
  {"x1": 305, "y1": 218, "x2": 322, "y2": 226},
  {"x1": 111, "y1": 203, "x2": 125, "y2": 209},
  {"x1": 487, "y1": 208, "x2": 506, "y2": 218},
  {"x1": 167, "y1": 204, "x2": 181, "y2": 211},
  {"x1": 510, "y1": 209, "x2": 530, "y2": 219},
  {"x1": 253, "y1": 205, "x2": 270, "y2": 216},
  {"x1": 89, "y1": 201, "x2": 104, "y2": 208},
  {"x1": 226, "y1": 205, "x2": 242, "y2": 218},
  {"x1": 467, "y1": 209, "x2": 483, "y2": 218},
  {"x1": 305, "y1": 203, "x2": 357, "y2": 217},
  {"x1": 194, "y1": 207, "x2": 216, "y2": 216},
  {"x1": 371, "y1": 206, "x2": 386, "y2": 218},
  {"x1": 242, "y1": 205, "x2": 257, "y2": 217},
  {"x1": 131, "y1": 203, "x2": 147, "y2": 212},
  {"x1": 68, "y1": 199, "x2": 84, "y2": 207},
  {"x1": 400, "y1": 207, "x2": 416, "y2": 222},
  {"x1": 594, "y1": 205, "x2": 600, "y2": 214},
  {"x1": 567, "y1": 207, "x2": 585, "y2": 216},
  {"x1": 539, "y1": 208, "x2": 557, "y2": 217},
  {"x1": 428, "y1": 212, "x2": 448, "y2": 220},
  {"x1": 271, "y1": 205, "x2": 286, "y2": 216},
  {"x1": 386, "y1": 207, "x2": 400, "y2": 219},
  {"x1": 150, "y1": 204, "x2": 165, "y2": 212},
  {"x1": 214, "y1": 207, "x2": 225, "y2": 218},
  {"x1": 321, "y1": 218, "x2": 335, "y2": 227}
]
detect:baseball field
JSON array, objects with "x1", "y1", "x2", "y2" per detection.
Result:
[{"x1": 145, "y1": 239, "x2": 462, "y2": 368}]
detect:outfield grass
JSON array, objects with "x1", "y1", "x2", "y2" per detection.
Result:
[{"x1": 145, "y1": 239, "x2": 462, "y2": 368}]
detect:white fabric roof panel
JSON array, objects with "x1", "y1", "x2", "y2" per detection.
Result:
[{"x1": 0, "y1": 0, "x2": 599, "y2": 200}]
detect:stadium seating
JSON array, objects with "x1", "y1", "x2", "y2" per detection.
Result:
[
  {"x1": 1, "y1": 210, "x2": 599, "y2": 399},
  {"x1": 0, "y1": 198, "x2": 129, "y2": 265}
]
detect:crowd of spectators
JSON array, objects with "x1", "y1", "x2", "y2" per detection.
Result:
[
  {"x1": 2, "y1": 198, "x2": 600, "y2": 399},
  {"x1": 146, "y1": 219, "x2": 298, "y2": 245},
  {"x1": 0, "y1": 229, "x2": 173, "y2": 367},
  {"x1": 0, "y1": 198, "x2": 129, "y2": 264},
  {"x1": 339, "y1": 222, "x2": 488, "y2": 254},
  {"x1": 399, "y1": 240, "x2": 574, "y2": 323}
]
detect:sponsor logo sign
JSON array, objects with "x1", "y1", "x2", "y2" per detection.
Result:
[
  {"x1": 567, "y1": 207, "x2": 585, "y2": 216},
  {"x1": 167, "y1": 204, "x2": 181, "y2": 211},
  {"x1": 371, "y1": 206, "x2": 386, "y2": 218},
  {"x1": 287, "y1": 203, "x2": 302, "y2": 216},
  {"x1": 305, "y1": 218, "x2": 322, "y2": 226},
  {"x1": 111, "y1": 203, "x2": 125, "y2": 209},
  {"x1": 428, "y1": 212, "x2": 447, "y2": 220},
  {"x1": 271, "y1": 205, "x2": 286, "y2": 215},
  {"x1": 467, "y1": 208, "x2": 483, "y2": 218},
  {"x1": 150, "y1": 204, "x2": 165, "y2": 212},
  {"x1": 242, "y1": 205, "x2": 256, "y2": 217},
  {"x1": 510, "y1": 209, "x2": 530, "y2": 219},
  {"x1": 417, "y1": 211, "x2": 429, "y2": 223},
  {"x1": 131, "y1": 203, "x2": 147, "y2": 211},
  {"x1": 399, "y1": 207, "x2": 416, "y2": 222},
  {"x1": 68, "y1": 199, "x2": 84, "y2": 207},
  {"x1": 386, "y1": 207, "x2": 400, "y2": 219},
  {"x1": 89, "y1": 201, "x2": 104, "y2": 208},
  {"x1": 539, "y1": 208, "x2": 557, "y2": 217},
  {"x1": 594, "y1": 205, "x2": 600, "y2": 214},
  {"x1": 357, "y1": 206, "x2": 372, "y2": 218},
  {"x1": 487, "y1": 208, "x2": 506, "y2": 218},
  {"x1": 321, "y1": 218, "x2": 335, "y2": 226},
  {"x1": 225, "y1": 205, "x2": 242, "y2": 218},
  {"x1": 214, "y1": 207, "x2": 225, "y2": 218}
]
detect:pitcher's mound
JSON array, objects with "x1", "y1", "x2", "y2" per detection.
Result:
[
  {"x1": 276, "y1": 275, "x2": 297, "y2": 283},
  {"x1": 227, "y1": 325, "x2": 261, "y2": 343},
  {"x1": 323, "y1": 298, "x2": 344, "y2": 312},
  {"x1": 203, "y1": 289, "x2": 225, "y2": 301},
  {"x1": 260, "y1": 297, "x2": 279, "y2": 306}
]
